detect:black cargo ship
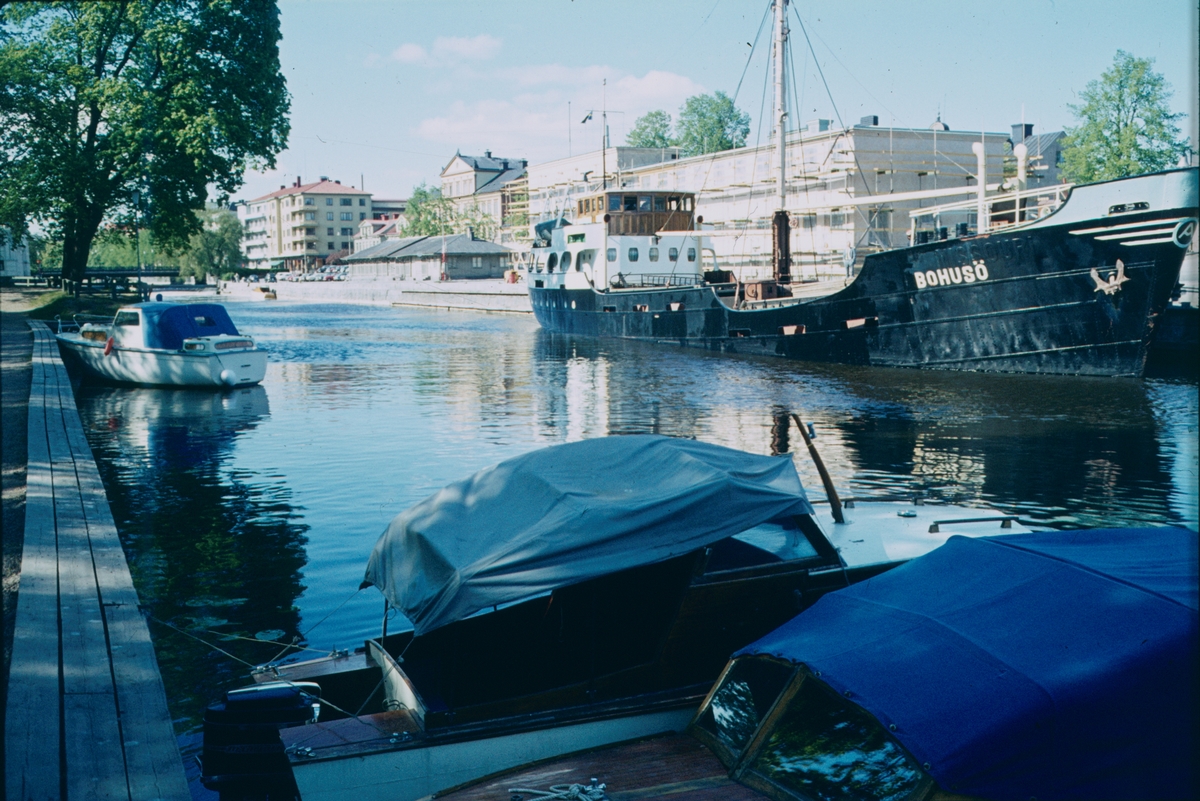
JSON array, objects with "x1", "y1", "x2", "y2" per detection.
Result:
[{"x1": 528, "y1": 167, "x2": 1197, "y2": 378}]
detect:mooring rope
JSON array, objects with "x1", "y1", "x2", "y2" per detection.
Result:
[{"x1": 508, "y1": 782, "x2": 608, "y2": 801}]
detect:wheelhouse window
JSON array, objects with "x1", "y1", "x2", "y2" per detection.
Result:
[
  {"x1": 623, "y1": 195, "x2": 637, "y2": 212},
  {"x1": 638, "y1": 195, "x2": 652, "y2": 211},
  {"x1": 649, "y1": 247, "x2": 660, "y2": 262},
  {"x1": 627, "y1": 247, "x2": 639, "y2": 262},
  {"x1": 669, "y1": 247, "x2": 679, "y2": 262},
  {"x1": 608, "y1": 195, "x2": 621, "y2": 212},
  {"x1": 654, "y1": 196, "x2": 666, "y2": 212}
]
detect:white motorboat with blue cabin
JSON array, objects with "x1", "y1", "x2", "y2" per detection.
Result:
[{"x1": 55, "y1": 301, "x2": 268, "y2": 388}]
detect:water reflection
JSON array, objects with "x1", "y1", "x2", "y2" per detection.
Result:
[
  {"x1": 77, "y1": 385, "x2": 309, "y2": 730},
  {"x1": 72, "y1": 303, "x2": 1195, "y2": 798}
]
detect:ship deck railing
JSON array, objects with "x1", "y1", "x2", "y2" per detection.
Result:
[
  {"x1": 609, "y1": 273, "x2": 705, "y2": 289},
  {"x1": 908, "y1": 183, "x2": 1072, "y2": 242}
]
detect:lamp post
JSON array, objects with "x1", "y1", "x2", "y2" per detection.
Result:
[{"x1": 132, "y1": 189, "x2": 143, "y2": 300}]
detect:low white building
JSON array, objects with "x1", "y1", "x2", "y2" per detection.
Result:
[
  {"x1": 0, "y1": 230, "x2": 31, "y2": 279},
  {"x1": 526, "y1": 118, "x2": 1016, "y2": 280}
]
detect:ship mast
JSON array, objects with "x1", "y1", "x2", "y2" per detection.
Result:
[{"x1": 772, "y1": 0, "x2": 792, "y2": 286}]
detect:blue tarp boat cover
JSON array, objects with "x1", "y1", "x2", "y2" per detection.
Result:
[
  {"x1": 739, "y1": 527, "x2": 1199, "y2": 801},
  {"x1": 133, "y1": 303, "x2": 242, "y2": 350},
  {"x1": 362, "y1": 435, "x2": 814, "y2": 636}
]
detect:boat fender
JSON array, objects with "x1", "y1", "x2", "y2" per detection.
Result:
[
  {"x1": 220, "y1": 369, "x2": 238, "y2": 387},
  {"x1": 103, "y1": 337, "x2": 114, "y2": 356}
]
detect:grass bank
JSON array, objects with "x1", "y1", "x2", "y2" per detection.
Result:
[{"x1": 23, "y1": 291, "x2": 126, "y2": 322}]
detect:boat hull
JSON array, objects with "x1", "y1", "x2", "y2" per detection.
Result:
[
  {"x1": 56, "y1": 336, "x2": 268, "y2": 388},
  {"x1": 531, "y1": 171, "x2": 1197, "y2": 377},
  {"x1": 286, "y1": 706, "x2": 695, "y2": 801}
]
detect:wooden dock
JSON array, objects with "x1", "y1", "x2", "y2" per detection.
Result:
[{"x1": 5, "y1": 322, "x2": 189, "y2": 801}]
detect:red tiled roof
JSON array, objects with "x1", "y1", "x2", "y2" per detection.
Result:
[{"x1": 248, "y1": 179, "x2": 371, "y2": 202}]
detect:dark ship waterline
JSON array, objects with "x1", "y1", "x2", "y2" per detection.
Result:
[{"x1": 528, "y1": 168, "x2": 1198, "y2": 378}]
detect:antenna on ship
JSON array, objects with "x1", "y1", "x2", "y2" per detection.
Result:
[{"x1": 772, "y1": 0, "x2": 792, "y2": 288}]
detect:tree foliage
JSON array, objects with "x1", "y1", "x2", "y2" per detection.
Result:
[
  {"x1": 674, "y1": 91, "x2": 750, "y2": 157},
  {"x1": 178, "y1": 205, "x2": 242, "y2": 281},
  {"x1": 626, "y1": 110, "x2": 673, "y2": 149},
  {"x1": 0, "y1": 1, "x2": 290, "y2": 283},
  {"x1": 402, "y1": 183, "x2": 455, "y2": 237},
  {"x1": 401, "y1": 183, "x2": 498, "y2": 240},
  {"x1": 1059, "y1": 50, "x2": 1191, "y2": 184}
]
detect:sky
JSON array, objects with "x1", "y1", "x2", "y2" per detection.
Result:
[{"x1": 234, "y1": 0, "x2": 1199, "y2": 203}]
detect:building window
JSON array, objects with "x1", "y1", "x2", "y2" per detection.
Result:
[
  {"x1": 326, "y1": 198, "x2": 333, "y2": 205},
  {"x1": 341, "y1": 242, "x2": 348, "y2": 249},
  {"x1": 327, "y1": 241, "x2": 334, "y2": 249},
  {"x1": 304, "y1": 198, "x2": 314, "y2": 205},
  {"x1": 341, "y1": 212, "x2": 352, "y2": 221},
  {"x1": 472, "y1": 256, "x2": 482, "y2": 268},
  {"x1": 627, "y1": 247, "x2": 638, "y2": 262},
  {"x1": 359, "y1": 198, "x2": 366, "y2": 206},
  {"x1": 340, "y1": 227, "x2": 353, "y2": 236},
  {"x1": 304, "y1": 212, "x2": 315, "y2": 220},
  {"x1": 327, "y1": 227, "x2": 334, "y2": 235},
  {"x1": 327, "y1": 212, "x2": 334, "y2": 220},
  {"x1": 340, "y1": 198, "x2": 352, "y2": 206},
  {"x1": 359, "y1": 213, "x2": 366, "y2": 220}
]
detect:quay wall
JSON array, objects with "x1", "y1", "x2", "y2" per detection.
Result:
[{"x1": 217, "y1": 278, "x2": 533, "y2": 313}]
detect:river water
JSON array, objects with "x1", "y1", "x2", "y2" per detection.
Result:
[{"x1": 71, "y1": 300, "x2": 1197, "y2": 794}]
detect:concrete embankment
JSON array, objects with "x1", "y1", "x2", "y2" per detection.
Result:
[{"x1": 218, "y1": 277, "x2": 533, "y2": 313}]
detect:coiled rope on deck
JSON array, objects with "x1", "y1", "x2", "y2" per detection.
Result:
[{"x1": 508, "y1": 782, "x2": 608, "y2": 801}]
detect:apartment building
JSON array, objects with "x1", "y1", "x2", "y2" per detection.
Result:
[
  {"x1": 239, "y1": 177, "x2": 373, "y2": 271},
  {"x1": 440, "y1": 151, "x2": 527, "y2": 237}
]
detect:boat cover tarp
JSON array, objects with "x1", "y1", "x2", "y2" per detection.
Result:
[
  {"x1": 362, "y1": 435, "x2": 814, "y2": 636},
  {"x1": 738, "y1": 527, "x2": 1199, "y2": 801},
  {"x1": 135, "y1": 303, "x2": 242, "y2": 350}
]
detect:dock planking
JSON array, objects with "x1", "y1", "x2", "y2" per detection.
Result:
[{"x1": 5, "y1": 322, "x2": 189, "y2": 801}]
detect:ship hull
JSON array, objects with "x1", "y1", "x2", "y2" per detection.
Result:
[{"x1": 530, "y1": 170, "x2": 1197, "y2": 378}]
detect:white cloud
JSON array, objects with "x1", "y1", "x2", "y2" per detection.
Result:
[
  {"x1": 412, "y1": 68, "x2": 707, "y2": 163},
  {"x1": 432, "y1": 34, "x2": 502, "y2": 62},
  {"x1": 392, "y1": 43, "x2": 427, "y2": 63}
]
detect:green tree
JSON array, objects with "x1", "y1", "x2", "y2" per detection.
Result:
[
  {"x1": 626, "y1": 110, "x2": 673, "y2": 148},
  {"x1": 1059, "y1": 50, "x2": 1191, "y2": 184},
  {"x1": 402, "y1": 183, "x2": 456, "y2": 236},
  {"x1": 0, "y1": 1, "x2": 290, "y2": 285},
  {"x1": 179, "y1": 205, "x2": 242, "y2": 281},
  {"x1": 674, "y1": 92, "x2": 750, "y2": 157}
]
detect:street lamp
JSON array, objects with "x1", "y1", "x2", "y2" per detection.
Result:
[{"x1": 131, "y1": 189, "x2": 143, "y2": 300}]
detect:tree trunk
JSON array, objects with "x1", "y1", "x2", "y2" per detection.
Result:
[{"x1": 60, "y1": 206, "x2": 104, "y2": 285}]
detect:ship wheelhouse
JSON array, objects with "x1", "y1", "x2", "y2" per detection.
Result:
[{"x1": 532, "y1": 191, "x2": 715, "y2": 291}]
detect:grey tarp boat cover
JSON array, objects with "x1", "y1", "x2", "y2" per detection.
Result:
[{"x1": 362, "y1": 435, "x2": 814, "y2": 636}]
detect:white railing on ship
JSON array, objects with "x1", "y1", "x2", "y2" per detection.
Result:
[{"x1": 908, "y1": 183, "x2": 1072, "y2": 240}]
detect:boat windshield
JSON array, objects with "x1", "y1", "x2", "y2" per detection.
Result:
[
  {"x1": 734, "y1": 517, "x2": 819, "y2": 561},
  {"x1": 694, "y1": 656, "x2": 794, "y2": 760},
  {"x1": 745, "y1": 675, "x2": 926, "y2": 801}
]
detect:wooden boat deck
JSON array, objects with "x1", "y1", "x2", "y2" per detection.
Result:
[
  {"x1": 436, "y1": 733, "x2": 763, "y2": 801},
  {"x1": 4, "y1": 321, "x2": 190, "y2": 800}
]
